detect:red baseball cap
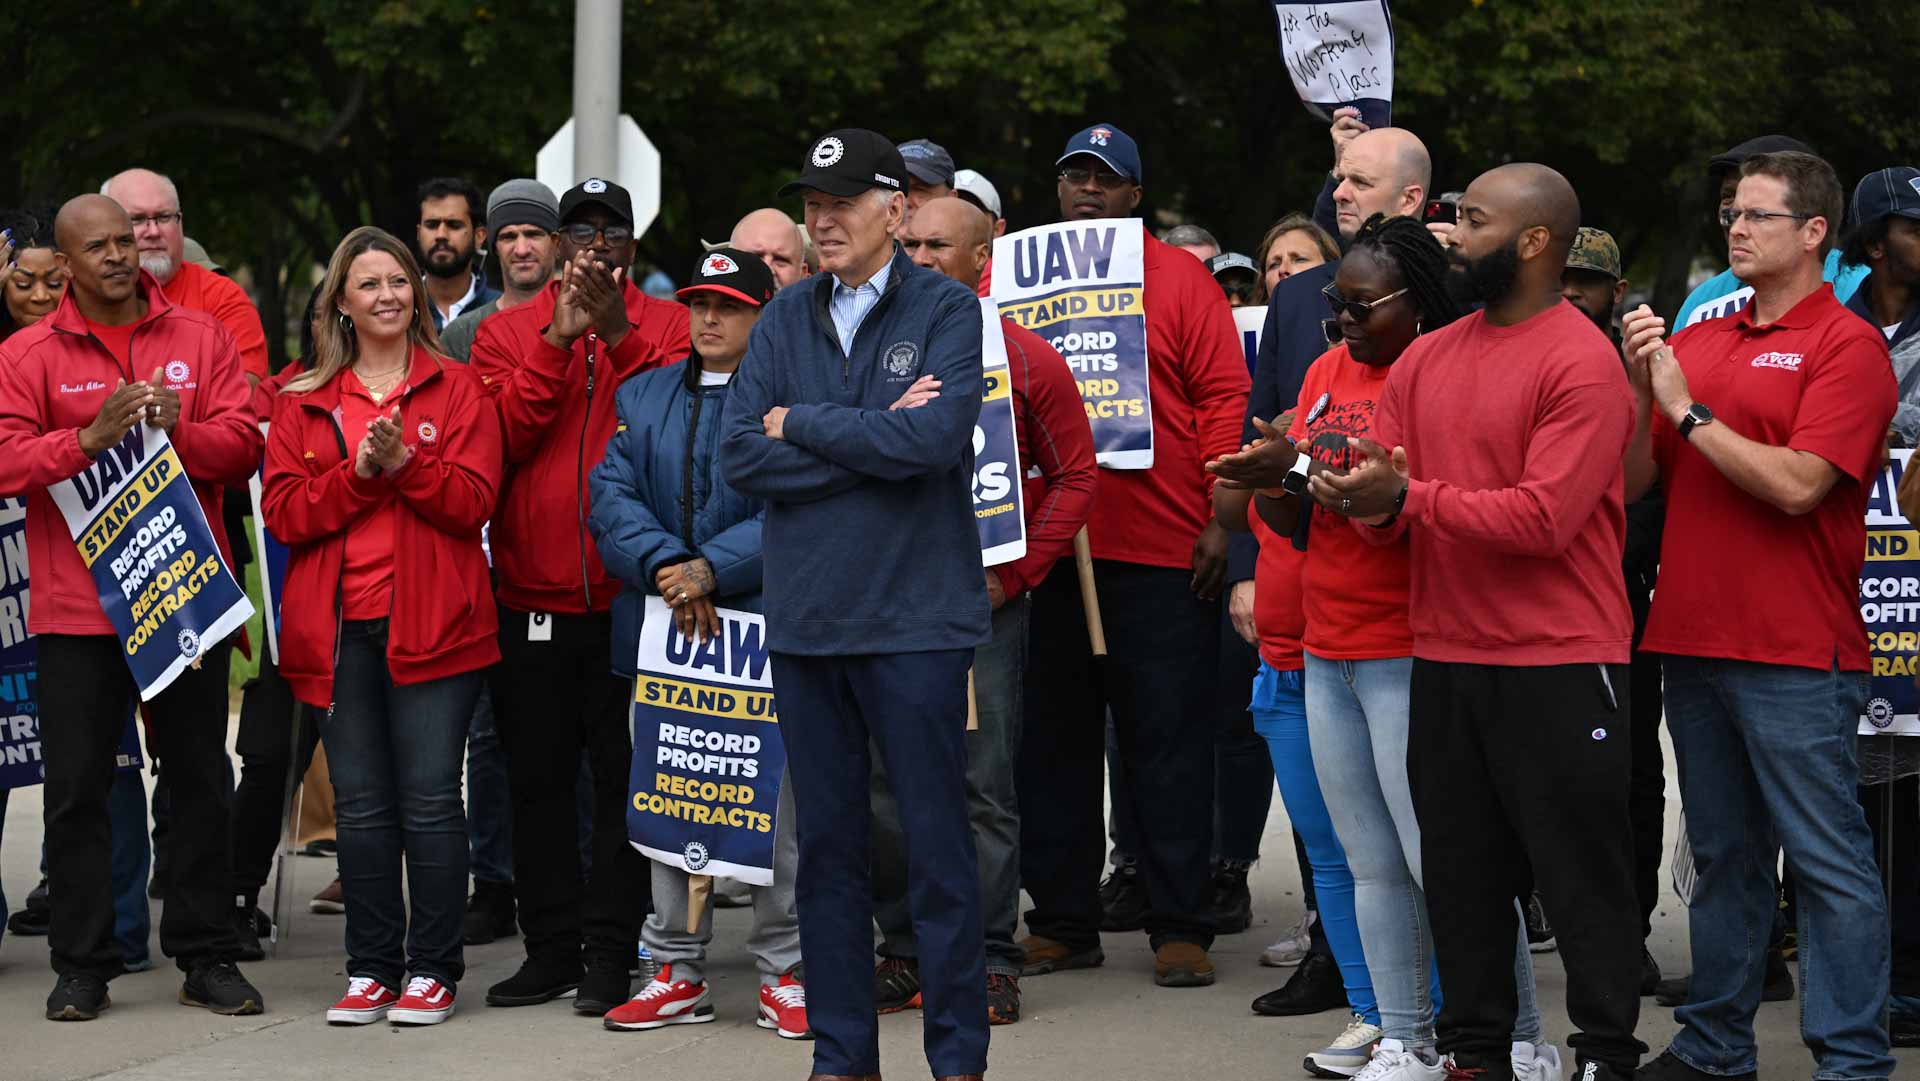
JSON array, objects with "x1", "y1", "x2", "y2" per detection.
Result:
[{"x1": 676, "y1": 245, "x2": 777, "y2": 307}]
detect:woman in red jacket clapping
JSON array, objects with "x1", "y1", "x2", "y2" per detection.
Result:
[{"x1": 262, "y1": 226, "x2": 502, "y2": 1028}]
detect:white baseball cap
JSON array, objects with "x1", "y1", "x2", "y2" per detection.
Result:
[{"x1": 953, "y1": 168, "x2": 1003, "y2": 219}]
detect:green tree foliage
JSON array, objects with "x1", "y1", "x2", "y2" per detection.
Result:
[{"x1": 2, "y1": 0, "x2": 1911, "y2": 360}]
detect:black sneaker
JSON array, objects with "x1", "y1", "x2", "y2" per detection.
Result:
[
  {"x1": 1099, "y1": 863, "x2": 1149, "y2": 933},
  {"x1": 1639, "y1": 946, "x2": 1661, "y2": 997},
  {"x1": 463, "y1": 881, "x2": 518, "y2": 946},
  {"x1": 234, "y1": 897, "x2": 267, "y2": 963},
  {"x1": 486, "y1": 959, "x2": 581, "y2": 1006},
  {"x1": 46, "y1": 973, "x2": 111, "y2": 1021},
  {"x1": 1573, "y1": 1059, "x2": 1630, "y2": 1081},
  {"x1": 1524, "y1": 893, "x2": 1556, "y2": 953},
  {"x1": 874, "y1": 957, "x2": 922, "y2": 1013},
  {"x1": 1635, "y1": 1049, "x2": 1754, "y2": 1081},
  {"x1": 180, "y1": 960, "x2": 265, "y2": 1015},
  {"x1": 575, "y1": 961, "x2": 630, "y2": 1015},
  {"x1": 9, "y1": 877, "x2": 51, "y2": 936},
  {"x1": 1252, "y1": 949, "x2": 1346, "y2": 1016},
  {"x1": 986, "y1": 972, "x2": 1020, "y2": 1025},
  {"x1": 1211, "y1": 861, "x2": 1253, "y2": 935}
]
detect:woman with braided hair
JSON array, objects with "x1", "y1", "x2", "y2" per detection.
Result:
[{"x1": 1211, "y1": 212, "x2": 1558, "y2": 1081}]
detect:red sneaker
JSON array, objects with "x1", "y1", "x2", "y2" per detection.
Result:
[
  {"x1": 387, "y1": 976, "x2": 456, "y2": 1025},
  {"x1": 757, "y1": 971, "x2": 810, "y2": 1039},
  {"x1": 326, "y1": 976, "x2": 398, "y2": 1025},
  {"x1": 603, "y1": 964, "x2": 714, "y2": 1031}
]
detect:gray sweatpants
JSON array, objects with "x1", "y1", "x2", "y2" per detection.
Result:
[{"x1": 641, "y1": 776, "x2": 800, "y2": 987}]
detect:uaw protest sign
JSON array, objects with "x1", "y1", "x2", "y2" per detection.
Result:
[
  {"x1": 1861, "y1": 449, "x2": 1920, "y2": 736},
  {"x1": 975, "y1": 298, "x2": 1027, "y2": 567},
  {"x1": 628, "y1": 595, "x2": 786, "y2": 885},
  {"x1": 993, "y1": 219, "x2": 1152, "y2": 469},
  {"x1": 49, "y1": 427, "x2": 252, "y2": 700}
]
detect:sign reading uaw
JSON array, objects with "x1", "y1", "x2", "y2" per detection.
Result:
[
  {"x1": 1861, "y1": 449, "x2": 1920, "y2": 736},
  {"x1": 49, "y1": 427, "x2": 251, "y2": 700},
  {"x1": 627, "y1": 595, "x2": 786, "y2": 885}
]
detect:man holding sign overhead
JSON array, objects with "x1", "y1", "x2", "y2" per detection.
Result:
[
  {"x1": 0, "y1": 194, "x2": 263, "y2": 1021},
  {"x1": 720, "y1": 129, "x2": 991, "y2": 1081},
  {"x1": 1000, "y1": 123, "x2": 1250, "y2": 989}
]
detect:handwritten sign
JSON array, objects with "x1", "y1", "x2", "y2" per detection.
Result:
[
  {"x1": 1272, "y1": 2, "x2": 1395, "y2": 130},
  {"x1": 992, "y1": 219, "x2": 1153, "y2": 469}
]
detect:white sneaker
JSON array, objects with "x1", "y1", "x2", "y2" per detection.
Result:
[
  {"x1": 1352, "y1": 1040, "x2": 1447, "y2": 1081},
  {"x1": 1304, "y1": 1013, "x2": 1385, "y2": 1078},
  {"x1": 1261, "y1": 909, "x2": 1319, "y2": 967},
  {"x1": 1511, "y1": 1040, "x2": 1564, "y2": 1081}
]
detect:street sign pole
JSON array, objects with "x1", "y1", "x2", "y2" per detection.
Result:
[{"x1": 572, "y1": 0, "x2": 620, "y2": 184}]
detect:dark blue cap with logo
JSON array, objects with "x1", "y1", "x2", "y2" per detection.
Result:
[
  {"x1": 1852, "y1": 167, "x2": 1920, "y2": 230},
  {"x1": 1057, "y1": 123, "x2": 1142, "y2": 185}
]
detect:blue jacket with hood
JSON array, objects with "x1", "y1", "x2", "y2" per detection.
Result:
[
  {"x1": 590, "y1": 354, "x2": 765, "y2": 677},
  {"x1": 718, "y1": 245, "x2": 990, "y2": 656}
]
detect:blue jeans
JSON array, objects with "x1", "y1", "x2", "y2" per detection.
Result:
[
  {"x1": 464, "y1": 686, "x2": 514, "y2": 886},
  {"x1": 1664, "y1": 656, "x2": 1892, "y2": 1080},
  {"x1": 320, "y1": 619, "x2": 478, "y2": 989},
  {"x1": 1252, "y1": 661, "x2": 1378, "y2": 1025},
  {"x1": 1306, "y1": 654, "x2": 1544, "y2": 1047}
]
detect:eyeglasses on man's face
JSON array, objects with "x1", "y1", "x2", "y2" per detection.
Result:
[
  {"x1": 129, "y1": 211, "x2": 182, "y2": 230},
  {"x1": 1058, "y1": 167, "x2": 1133, "y2": 190},
  {"x1": 1719, "y1": 207, "x2": 1813, "y2": 229},
  {"x1": 566, "y1": 222, "x2": 633, "y2": 245}
]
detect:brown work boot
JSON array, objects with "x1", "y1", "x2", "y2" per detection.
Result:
[
  {"x1": 1153, "y1": 941, "x2": 1216, "y2": 987},
  {"x1": 1018, "y1": 934, "x2": 1104, "y2": 977}
]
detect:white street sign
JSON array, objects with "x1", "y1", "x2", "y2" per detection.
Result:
[{"x1": 537, "y1": 115, "x2": 661, "y2": 239}]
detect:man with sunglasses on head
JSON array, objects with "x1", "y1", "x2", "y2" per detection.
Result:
[
  {"x1": 470, "y1": 178, "x2": 689, "y2": 1015},
  {"x1": 1622, "y1": 151, "x2": 1894, "y2": 1081},
  {"x1": 1017, "y1": 122, "x2": 1250, "y2": 990}
]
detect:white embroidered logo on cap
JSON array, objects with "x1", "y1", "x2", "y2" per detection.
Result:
[
  {"x1": 417, "y1": 420, "x2": 438, "y2": 444},
  {"x1": 165, "y1": 360, "x2": 190, "y2": 383},
  {"x1": 703, "y1": 253, "x2": 738, "y2": 277},
  {"x1": 811, "y1": 137, "x2": 845, "y2": 168},
  {"x1": 583, "y1": 178, "x2": 607, "y2": 193},
  {"x1": 1090, "y1": 127, "x2": 1112, "y2": 146},
  {"x1": 874, "y1": 173, "x2": 900, "y2": 189}
]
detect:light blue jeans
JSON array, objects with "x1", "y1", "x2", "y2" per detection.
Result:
[{"x1": 1305, "y1": 653, "x2": 1542, "y2": 1048}]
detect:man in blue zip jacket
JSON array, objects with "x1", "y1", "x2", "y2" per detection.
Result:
[{"x1": 720, "y1": 128, "x2": 991, "y2": 1081}]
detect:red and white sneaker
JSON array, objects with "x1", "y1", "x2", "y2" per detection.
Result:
[
  {"x1": 603, "y1": 965, "x2": 715, "y2": 1031},
  {"x1": 757, "y1": 972, "x2": 810, "y2": 1039},
  {"x1": 326, "y1": 976, "x2": 398, "y2": 1025},
  {"x1": 387, "y1": 976, "x2": 456, "y2": 1025}
]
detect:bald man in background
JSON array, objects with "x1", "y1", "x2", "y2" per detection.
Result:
[
  {"x1": 101, "y1": 168, "x2": 269, "y2": 385},
  {"x1": 1312, "y1": 164, "x2": 1645, "y2": 1081},
  {"x1": 727, "y1": 208, "x2": 814, "y2": 288}
]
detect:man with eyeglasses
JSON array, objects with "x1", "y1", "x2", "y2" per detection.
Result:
[
  {"x1": 1673, "y1": 136, "x2": 1868, "y2": 332},
  {"x1": 1622, "y1": 150, "x2": 1895, "y2": 1081},
  {"x1": 102, "y1": 168, "x2": 269, "y2": 385},
  {"x1": 1017, "y1": 121, "x2": 1250, "y2": 991},
  {"x1": 470, "y1": 177, "x2": 689, "y2": 1015}
]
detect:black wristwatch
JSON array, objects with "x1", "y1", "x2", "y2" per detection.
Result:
[
  {"x1": 1677, "y1": 402, "x2": 1714, "y2": 442},
  {"x1": 1280, "y1": 453, "x2": 1311, "y2": 497},
  {"x1": 1368, "y1": 482, "x2": 1411, "y2": 529}
]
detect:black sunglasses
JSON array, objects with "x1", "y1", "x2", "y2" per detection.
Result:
[
  {"x1": 1323, "y1": 283, "x2": 1411, "y2": 322},
  {"x1": 566, "y1": 222, "x2": 634, "y2": 245}
]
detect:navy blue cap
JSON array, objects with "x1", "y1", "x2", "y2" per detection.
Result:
[
  {"x1": 1057, "y1": 123, "x2": 1142, "y2": 185},
  {"x1": 1852, "y1": 167, "x2": 1920, "y2": 230},
  {"x1": 897, "y1": 139, "x2": 956, "y2": 187}
]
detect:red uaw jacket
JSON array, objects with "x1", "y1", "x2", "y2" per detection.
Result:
[
  {"x1": 0, "y1": 274, "x2": 260, "y2": 635},
  {"x1": 470, "y1": 279, "x2": 689, "y2": 614},
  {"x1": 262, "y1": 347, "x2": 503, "y2": 707}
]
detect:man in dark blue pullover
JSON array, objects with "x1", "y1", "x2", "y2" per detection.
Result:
[{"x1": 719, "y1": 128, "x2": 991, "y2": 1081}]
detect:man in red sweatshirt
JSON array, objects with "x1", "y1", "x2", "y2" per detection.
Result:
[
  {"x1": 469, "y1": 178, "x2": 689, "y2": 1012},
  {"x1": 1310, "y1": 164, "x2": 1644, "y2": 1081},
  {"x1": 1014, "y1": 123, "x2": 1251, "y2": 989},
  {"x1": 874, "y1": 196, "x2": 1096, "y2": 1024},
  {"x1": 0, "y1": 195, "x2": 264, "y2": 1021}
]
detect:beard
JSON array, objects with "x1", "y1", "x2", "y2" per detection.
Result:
[
  {"x1": 138, "y1": 251, "x2": 176, "y2": 283},
  {"x1": 1459, "y1": 237, "x2": 1522, "y2": 304},
  {"x1": 422, "y1": 242, "x2": 472, "y2": 278}
]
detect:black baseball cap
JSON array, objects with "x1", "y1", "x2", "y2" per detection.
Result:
[
  {"x1": 1707, "y1": 135, "x2": 1815, "y2": 180},
  {"x1": 778, "y1": 129, "x2": 907, "y2": 198},
  {"x1": 677, "y1": 245, "x2": 777, "y2": 308},
  {"x1": 558, "y1": 177, "x2": 634, "y2": 226}
]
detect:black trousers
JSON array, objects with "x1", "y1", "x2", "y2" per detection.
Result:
[
  {"x1": 229, "y1": 655, "x2": 320, "y2": 903},
  {"x1": 1862, "y1": 774, "x2": 1920, "y2": 997},
  {"x1": 41, "y1": 634, "x2": 238, "y2": 978},
  {"x1": 1408, "y1": 660, "x2": 1646, "y2": 1075},
  {"x1": 1019, "y1": 560, "x2": 1219, "y2": 951},
  {"x1": 1626, "y1": 584, "x2": 1665, "y2": 940},
  {"x1": 489, "y1": 604, "x2": 647, "y2": 971}
]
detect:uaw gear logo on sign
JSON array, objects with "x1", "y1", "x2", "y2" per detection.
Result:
[
  {"x1": 164, "y1": 360, "x2": 190, "y2": 384},
  {"x1": 703, "y1": 253, "x2": 738, "y2": 277},
  {"x1": 584, "y1": 178, "x2": 607, "y2": 193},
  {"x1": 1869, "y1": 697, "x2": 1896, "y2": 729},
  {"x1": 884, "y1": 341, "x2": 919, "y2": 379},
  {"x1": 1090, "y1": 127, "x2": 1112, "y2": 146},
  {"x1": 811, "y1": 137, "x2": 845, "y2": 168},
  {"x1": 682, "y1": 841, "x2": 710, "y2": 872},
  {"x1": 175, "y1": 628, "x2": 200, "y2": 660}
]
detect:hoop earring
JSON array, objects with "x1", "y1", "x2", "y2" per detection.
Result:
[
  {"x1": 338, "y1": 312, "x2": 355, "y2": 334},
  {"x1": 1416, "y1": 319, "x2": 1425, "y2": 335}
]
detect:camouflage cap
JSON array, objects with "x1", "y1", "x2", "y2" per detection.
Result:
[{"x1": 1566, "y1": 226, "x2": 1621, "y2": 280}]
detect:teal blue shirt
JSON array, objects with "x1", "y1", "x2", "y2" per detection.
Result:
[{"x1": 1673, "y1": 250, "x2": 1867, "y2": 330}]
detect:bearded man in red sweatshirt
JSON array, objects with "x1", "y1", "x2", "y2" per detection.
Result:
[{"x1": 1310, "y1": 164, "x2": 1645, "y2": 1081}]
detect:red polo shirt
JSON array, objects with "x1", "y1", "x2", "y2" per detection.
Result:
[{"x1": 1643, "y1": 284, "x2": 1894, "y2": 671}]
